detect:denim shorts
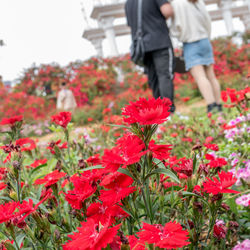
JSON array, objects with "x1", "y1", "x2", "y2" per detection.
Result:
[{"x1": 183, "y1": 38, "x2": 215, "y2": 71}]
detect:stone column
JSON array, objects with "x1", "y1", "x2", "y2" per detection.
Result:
[
  {"x1": 246, "y1": 0, "x2": 250, "y2": 11},
  {"x1": 221, "y1": 0, "x2": 234, "y2": 36},
  {"x1": 99, "y1": 17, "x2": 119, "y2": 56},
  {"x1": 92, "y1": 39, "x2": 104, "y2": 57},
  {"x1": 241, "y1": 14, "x2": 250, "y2": 32}
]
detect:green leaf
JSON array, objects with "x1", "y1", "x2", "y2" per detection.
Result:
[
  {"x1": 145, "y1": 168, "x2": 180, "y2": 184},
  {"x1": 226, "y1": 197, "x2": 238, "y2": 214},
  {"x1": 30, "y1": 164, "x2": 47, "y2": 176},
  {"x1": 16, "y1": 234, "x2": 26, "y2": 248},
  {"x1": 118, "y1": 205, "x2": 135, "y2": 219},
  {"x1": 117, "y1": 168, "x2": 138, "y2": 183},
  {"x1": 79, "y1": 165, "x2": 104, "y2": 172},
  {"x1": 193, "y1": 154, "x2": 197, "y2": 173},
  {"x1": 107, "y1": 124, "x2": 130, "y2": 129},
  {"x1": 182, "y1": 191, "x2": 209, "y2": 207},
  {"x1": 153, "y1": 158, "x2": 165, "y2": 167},
  {"x1": 0, "y1": 196, "x2": 13, "y2": 202}
]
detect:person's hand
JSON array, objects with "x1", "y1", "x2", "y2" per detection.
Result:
[{"x1": 160, "y1": 3, "x2": 174, "y2": 19}]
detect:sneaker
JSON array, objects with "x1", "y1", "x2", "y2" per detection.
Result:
[
  {"x1": 216, "y1": 104, "x2": 222, "y2": 112},
  {"x1": 207, "y1": 102, "x2": 217, "y2": 113}
]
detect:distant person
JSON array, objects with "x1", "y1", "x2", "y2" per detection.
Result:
[
  {"x1": 57, "y1": 82, "x2": 77, "y2": 112},
  {"x1": 0, "y1": 76, "x2": 3, "y2": 88},
  {"x1": 125, "y1": 0, "x2": 176, "y2": 113},
  {"x1": 170, "y1": 0, "x2": 222, "y2": 113}
]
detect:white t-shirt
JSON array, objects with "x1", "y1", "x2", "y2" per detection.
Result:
[
  {"x1": 57, "y1": 89, "x2": 77, "y2": 111},
  {"x1": 170, "y1": 0, "x2": 211, "y2": 43}
]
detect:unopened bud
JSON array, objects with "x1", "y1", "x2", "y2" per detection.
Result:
[
  {"x1": 221, "y1": 203, "x2": 230, "y2": 211},
  {"x1": 12, "y1": 161, "x2": 21, "y2": 171},
  {"x1": 78, "y1": 159, "x2": 86, "y2": 169},
  {"x1": 54, "y1": 229, "x2": 61, "y2": 241}
]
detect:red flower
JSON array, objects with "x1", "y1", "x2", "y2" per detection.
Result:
[
  {"x1": 213, "y1": 221, "x2": 227, "y2": 239},
  {"x1": 63, "y1": 219, "x2": 120, "y2": 250},
  {"x1": 51, "y1": 112, "x2": 71, "y2": 128},
  {"x1": 205, "y1": 136, "x2": 214, "y2": 144},
  {"x1": 86, "y1": 154, "x2": 101, "y2": 166},
  {"x1": 205, "y1": 154, "x2": 227, "y2": 168},
  {"x1": 99, "y1": 186, "x2": 136, "y2": 206},
  {"x1": 102, "y1": 148, "x2": 124, "y2": 172},
  {"x1": 137, "y1": 221, "x2": 190, "y2": 249},
  {"x1": 122, "y1": 97, "x2": 171, "y2": 125},
  {"x1": 34, "y1": 170, "x2": 66, "y2": 187},
  {"x1": 65, "y1": 173, "x2": 98, "y2": 210},
  {"x1": 173, "y1": 158, "x2": 193, "y2": 178},
  {"x1": 116, "y1": 134, "x2": 147, "y2": 165},
  {"x1": 221, "y1": 91, "x2": 228, "y2": 102},
  {"x1": 0, "y1": 115, "x2": 23, "y2": 126},
  {"x1": 181, "y1": 137, "x2": 193, "y2": 142},
  {"x1": 204, "y1": 143, "x2": 219, "y2": 151},
  {"x1": 29, "y1": 159, "x2": 47, "y2": 168},
  {"x1": 99, "y1": 172, "x2": 136, "y2": 205},
  {"x1": 16, "y1": 138, "x2": 36, "y2": 151},
  {"x1": 0, "y1": 195, "x2": 50, "y2": 224},
  {"x1": 170, "y1": 133, "x2": 178, "y2": 138},
  {"x1": 0, "y1": 182, "x2": 7, "y2": 191},
  {"x1": 128, "y1": 235, "x2": 145, "y2": 250},
  {"x1": 148, "y1": 140, "x2": 172, "y2": 160},
  {"x1": 47, "y1": 140, "x2": 67, "y2": 154},
  {"x1": 87, "y1": 203, "x2": 128, "y2": 224},
  {"x1": 203, "y1": 171, "x2": 240, "y2": 195}
]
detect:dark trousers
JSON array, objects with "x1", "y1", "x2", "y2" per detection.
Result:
[{"x1": 144, "y1": 48, "x2": 175, "y2": 112}]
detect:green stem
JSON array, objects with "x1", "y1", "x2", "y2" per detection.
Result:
[
  {"x1": 17, "y1": 170, "x2": 21, "y2": 202},
  {"x1": 141, "y1": 186, "x2": 153, "y2": 223}
]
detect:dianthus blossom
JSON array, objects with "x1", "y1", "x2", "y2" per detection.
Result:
[
  {"x1": 204, "y1": 143, "x2": 219, "y2": 151},
  {"x1": 205, "y1": 154, "x2": 227, "y2": 169},
  {"x1": 51, "y1": 112, "x2": 71, "y2": 128},
  {"x1": 0, "y1": 115, "x2": 23, "y2": 126},
  {"x1": 16, "y1": 138, "x2": 36, "y2": 151},
  {"x1": 235, "y1": 194, "x2": 250, "y2": 207},
  {"x1": 0, "y1": 182, "x2": 7, "y2": 191},
  {"x1": 63, "y1": 219, "x2": 120, "y2": 250},
  {"x1": 203, "y1": 171, "x2": 240, "y2": 195},
  {"x1": 34, "y1": 170, "x2": 66, "y2": 187},
  {"x1": 148, "y1": 140, "x2": 172, "y2": 160},
  {"x1": 29, "y1": 159, "x2": 47, "y2": 168},
  {"x1": 47, "y1": 140, "x2": 67, "y2": 154},
  {"x1": 213, "y1": 220, "x2": 227, "y2": 239},
  {"x1": 122, "y1": 97, "x2": 171, "y2": 125},
  {"x1": 173, "y1": 158, "x2": 193, "y2": 178},
  {"x1": 137, "y1": 221, "x2": 190, "y2": 249},
  {"x1": 128, "y1": 235, "x2": 145, "y2": 250},
  {"x1": 233, "y1": 239, "x2": 250, "y2": 250},
  {"x1": 99, "y1": 172, "x2": 136, "y2": 205}
]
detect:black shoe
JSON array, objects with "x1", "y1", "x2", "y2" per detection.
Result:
[
  {"x1": 207, "y1": 102, "x2": 217, "y2": 113},
  {"x1": 170, "y1": 104, "x2": 175, "y2": 114},
  {"x1": 216, "y1": 104, "x2": 222, "y2": 112}
]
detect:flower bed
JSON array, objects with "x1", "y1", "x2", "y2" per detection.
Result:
[
  {"x1": 0, "y1": 86, "x2": 249, "y2": 249},
  {"x1": 0, "y1": 38, "x2": 249, "y2": 125}
]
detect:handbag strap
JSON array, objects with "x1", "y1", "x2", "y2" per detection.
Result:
[{"x1": 137, "y1": 0, "x2": 143, "y2": 37}]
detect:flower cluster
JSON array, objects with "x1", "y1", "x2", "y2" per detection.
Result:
[{"x1": 0, "y1": 92, "x2": 248, "y2": 249}]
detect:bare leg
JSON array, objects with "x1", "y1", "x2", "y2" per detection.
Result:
[
  {"x1": 190, "y1": 65, "x2": 216, "y2": 105},
  {"x1": 205, "y1": 64, "x2": 221, "y2": 104}
]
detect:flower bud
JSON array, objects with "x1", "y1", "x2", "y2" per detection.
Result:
[
  {"x1": 12, "y1": 161, "x2": 21, "y2": 171},
  {"x1": 221, "y1": 203, "x2": 230, "y2": 211},
  {"x1": 78, "y1": 159, "x2": 86, "y2": 169}
]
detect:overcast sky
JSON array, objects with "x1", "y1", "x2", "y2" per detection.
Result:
[{"x1": 0, "y1": 0, "x2": 245, "y2": 82}]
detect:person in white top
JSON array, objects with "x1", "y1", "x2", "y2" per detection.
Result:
[
  {"x1": 170, "y1": 0, "x2": 222, "y2": 113},
  {"x1": 57, "y1": 82, "x2": 77, "y2": 112}
]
